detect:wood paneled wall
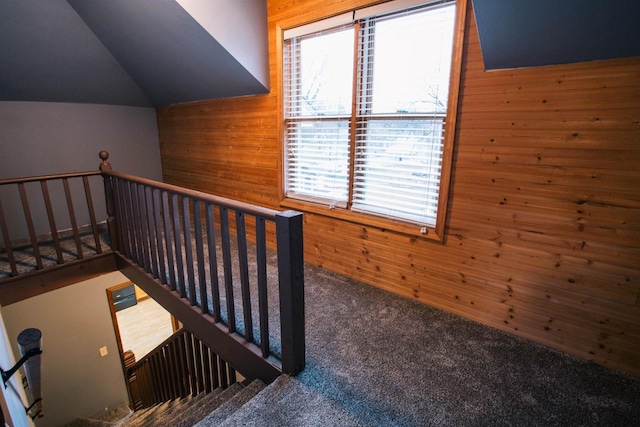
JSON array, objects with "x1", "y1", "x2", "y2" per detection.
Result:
[{"x1": 157, "y1": 0, "x2": 640, "y2": 377}]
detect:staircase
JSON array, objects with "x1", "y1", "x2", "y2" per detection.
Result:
[{"x1": 65, "y1": 379, "x2": 266, "y2": 427}]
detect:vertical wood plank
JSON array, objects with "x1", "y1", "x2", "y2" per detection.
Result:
[
  {"x1": 172, "y1": 193, "x2": 186, "y2": 298},
  {"x1": 40, "y1": 180, "x2": 64, "y2": 263},
  {"x1": 0, "y1": 198, "x2": 18, "y2": 276},
  {"x1": 206, "y1": 203, "x2": 221, "y2": 322},
  {"x1": 137, "y1": 184, "x2": 151, "y2": 272},
  {"x1": 193, "y1": 200, "x2": 208, "y2": 313},
  {"x1": 62, "y1": 177, "x2": 83, "y2": 258},
  {"x1": 128, "y1": 182, "x2": 142, "y2": 265},
  {"x1": 211, "y1": 352, "x2": 220, "y2": 389},
  {"x1": 236, "y1": 211, "x2": 254, "y2": 342},
  {"x1": 82, "y1": 176, "x2": 103, "y2": 255},
  {"x1": 153, "y1": 188, "x2": 167, "y2": 284},
  {"x1": 193, "y1": 337, "x2": 204, "y2": 394},
  {"x1": 145, "y1": 186, "x2": 159, "y2": 278},
  {"x1": 219, "y1": 207, "x2": 236, "y2": 333},
  {"x1": 184, "y1": 332, "x2": 196, "y2": 396},
  {"x1": 202, "y1": 346, "x2": 212, "y2": 393},
  {"x1": 182, "y1": 197, "x2": 197, "y2": 305},
  {"x1": 113, "y1": 178, "x2": 130, "y2": 257},
  {"x1": 162, "y1": 191, "x2": 177, "y2": 291},
  {"x1": 18, "y1": 183, "x2": 43, "y2": 269},
  {"x1": 256, "y1": 217, "x2": 270, "y2": 358}
]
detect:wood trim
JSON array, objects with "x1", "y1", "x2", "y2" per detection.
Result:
[
  {"x1": 0, "y1": 253, "x2": 117, "y2": 306},
  {"x1": 435, "y1": 0, "x2": 468, "y2": 241}
]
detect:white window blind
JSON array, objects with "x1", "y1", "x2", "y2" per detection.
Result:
[
  {"x1": 283, "y1": 0, "x2": 456, "y2": 226},
  {"x1": 352, "y1": 3, "x2": 456, "y2": 226},
  {"x1": 283, "y1": 26, "x2": 354, "y2": 206}
]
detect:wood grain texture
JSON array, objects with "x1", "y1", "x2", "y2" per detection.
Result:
[{"x1": 157, "y1": 0, "x2": 640, "y2": 377}]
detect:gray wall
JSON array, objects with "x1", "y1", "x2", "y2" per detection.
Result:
[
  {"x1": 0, "y1": 101, "x2": 161, "y2": 240},
  {"x1": 1, "y1": 271, "x2": 132, "y2": 427}
]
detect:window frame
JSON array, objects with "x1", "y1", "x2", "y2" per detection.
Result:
[{"x1": 277, "y1": 0, "x2": 467, "y2": 242}]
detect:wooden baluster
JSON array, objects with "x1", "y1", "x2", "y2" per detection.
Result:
[
  {"x1": 256, "y1": 217, "x2": 270, "y2": 358},
  {"x1": 193, "y1": 200, "x2": 208, "y2": 314},
  {"x1": 171, "y1": 193, "x2": 186, "y2": 298},
  {"x1": 193, "y1": 337, "x2": 204, "y2": 394},
  {"x1": 236, "y1": 211, "x2": 254, "y2": 342},
  {"x1": 169, "y1": 340, "x2": 181, "y2": 398},
  {"x1": 145, "y1": 186, "x2": 159, "y2": 278},
  {"x1": 206, "y1": 203, "x2": 221, "y2": 322},
  {"x1": 41, "y1": 180, "x2": 63, "y2": 263},
  {"x1": 276, "y1": 210, "x2": 305, "y2": 375},
  {"x1": 219, "y1": 207, "x2": 236, "y2": 333},
  {"x1": 62, "y1": 178, "x2": 83, "y2": 259},
  {"x1": 219, "y1": 358, "x2": 228, "y2": 389},
  {"x1": 184, "y1": 331, "x2": 196, "y2": 396},
  {"x1": 162, "y1": 191, "x2": 176, "y2": 290},
  {"x1": 182, "y1": 197, "x2": 196, "y2": 306},
  {"x1": 228, "y1": 365, "x2": 237, "y2": 385},
  {"x1": 137, "y1": 184, "x2": 151, "y2": 272},
  {"x1": 211, "y1": 352, "x2": 220, "y2": 390},
  {"x1": 202, "y1": 346, "x2": 212, "y2": 393},
  {"x1": 116, "y1": 180, "x2": 138, "y2": 262},
  {"x1": 129, "y1": 183, "x2": 143, "y2": 265},
  {"x1": 18, "y1": 183, "x2": 43, "y2": 269},
  {"x1": 0, "y1": 198, "x2": 18, "y2": 276},
  {"x1": 99, "y1": 150, "x2": 119, "y2": 252},
  {"x1": 82, "y1": 176, "x2": 102, "y2": 255},
  {"x1": 152, "y1": 189, "x2": 167, "y2": 284}
]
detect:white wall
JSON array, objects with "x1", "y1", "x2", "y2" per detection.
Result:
[
  {"x1": 1, "y1": 271, "x2": 131, "y2": 427},
  {"x1": 0, "y1": 101, "x2": 162, "y2": 240}
]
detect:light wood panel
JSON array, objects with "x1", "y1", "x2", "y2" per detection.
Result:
[
  {"x1": 157, "y1": 0, "x2": 640, "y2": 377},
  {"x1": 115, "y1": 296, "x2": 173, "y2": 360}
]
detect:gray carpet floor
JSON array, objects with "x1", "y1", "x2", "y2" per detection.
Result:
[
  {"x1": 219, "y1": 262, "x2": 640, "y2": 426},
  {"x1": 3, "y1": 225, "x2": 639, "y2": 426}
]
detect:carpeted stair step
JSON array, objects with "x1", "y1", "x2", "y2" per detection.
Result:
[
  {"x1": 117, "y1": 382, "x2": 247, "y2": 427},
  {"x1": 119, "y1": 394, "x2": 195, "y2": 427},
  {"x1": 163, "y1": 383, "x2": 245, "y2": 427},
  {"x1": 63, "y1": 403, "x2": 132, "y2": 427},
  {"x1": 63, "y1": 418, "x2": 118, "y2": 427},
  {"x1": 194, "y1": 380, "x2": 266, "y2": 427}
]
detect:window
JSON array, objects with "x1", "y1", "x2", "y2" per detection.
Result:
[{"x1": 283, "y1": 0, "x2": 463, "y2": 239}]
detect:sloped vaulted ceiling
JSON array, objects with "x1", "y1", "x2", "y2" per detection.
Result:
[
  {"x1": 472, "y1": 0, "x2": 640, "y2": 70},
  {"x1": 0, "y1": 0, "x2": 269, "y2": 107}
]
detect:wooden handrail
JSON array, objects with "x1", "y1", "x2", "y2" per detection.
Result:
[
  {"x1": 0, "y1": 171, "x2": 100, "y2": 186},
  {"x1": 101, "y1": 170, "x2": 280, "y2": 221},
  {"x1": 99, "y1": 151, "x2": 306, "y2": 382},
  {"x1": 0, "y1": 167, "x2": 106, "y2": 281}
]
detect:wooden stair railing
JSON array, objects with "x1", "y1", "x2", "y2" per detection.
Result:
[
  {"x1": 126, "y1": 328, "x2": 239, "y2": 410},
  {"x1": 99, "y1": 151, "x2": 305, "y2": 384},
  {"x1": 0, "y1": 168, "x2": 113, "y2": 303},
  {"x1": 0, "y1": 170, "x2": 105, "y2": 276}
]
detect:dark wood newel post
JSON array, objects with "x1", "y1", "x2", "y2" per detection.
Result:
[
  {"x1": 99, "y1": 150, "x2": 119, "y2": 252},
  {"x1": 276, "y1": 210, "x2": 305, "y2": 375}
]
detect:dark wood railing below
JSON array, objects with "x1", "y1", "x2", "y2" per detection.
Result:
[{"x1": 100, "y1": 151, "x2": 305, "y2": 383}]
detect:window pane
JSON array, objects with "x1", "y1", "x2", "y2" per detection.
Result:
[
  {"x1": 354, "y1": 3, "x2": 456, "y2": 225},
  {"x1": 353, "y1": 119, "x2": 445, "y2": 225},
  {"x1": 284, "y1": 27, "x2": 353, "y2": 205},
  {"x1": 361, "y1": 4, "x2": 456, "y2": 115},
  {"x1": 285, "y1": 120, "x2": 350, "y2": 204},
  {"x1": 285, "y1": 27, "x2": 354, "y2": 118}
]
